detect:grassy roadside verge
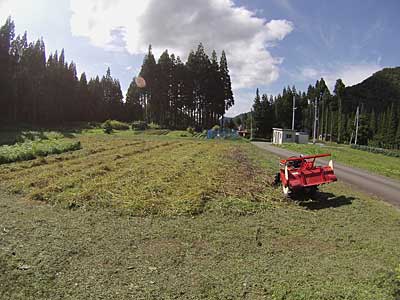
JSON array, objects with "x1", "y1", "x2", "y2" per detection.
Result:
[{"x1": 277, "y1": 143, "x2": 400, "y2": 180}]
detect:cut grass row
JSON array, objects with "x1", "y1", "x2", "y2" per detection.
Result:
[{"x1": 278, "y1": 143, "x2": 400, "y2": 180}]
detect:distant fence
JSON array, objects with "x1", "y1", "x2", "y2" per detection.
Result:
[{"x1": 207, "y1": 129, "x2": 239, "y2": 139}]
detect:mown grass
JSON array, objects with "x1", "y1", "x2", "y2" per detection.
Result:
[
  {"x1": 278, "y1": 143, "x2": 400, "y2": 180},
  {"x1": 0, "y1": 133, "x2": 275, "y2": 215},
  {"x1": 0, "y1": 130, "x2": 399, "y2": 299}
]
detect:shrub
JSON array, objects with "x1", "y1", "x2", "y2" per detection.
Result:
[
  {"x1": 211, "y1": 125, "x2": 221, "y2": 131},
  {"x1": 187, "y1": 127, "x2": 195, "y2": 135},
  {"x1": 131, "y1": 121, "x2": 148, "y2": 131},
  {"x1": 148, "y1": 122, "x2": 161, "y2": 130},
  {"x1": 102, "y1": 120, "x2": 113, "y2": 134},
  {"x1": 102, "y1": 120, "x2": 130, "y2": 131},
  {"x1": 45, "y1": 131, "x2": 64, "y2": 140}
]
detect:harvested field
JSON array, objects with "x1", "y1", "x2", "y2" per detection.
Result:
[
  {"x1": 0, "y1": 133, "x2": 277, "y2": 215},
  {"x1": 0, "y1": 130, "x2": 399, "y2": 299}
]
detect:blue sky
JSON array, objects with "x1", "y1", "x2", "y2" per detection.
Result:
[{"x1": 1, "y1": 0, "x2": 399, "y2": 116}]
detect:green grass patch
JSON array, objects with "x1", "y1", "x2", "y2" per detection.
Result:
[
  {"x1": 0, "y1": 139, "x2": 81, "y2": 164},
  {"x1": 166, "y1": 130, "x2": 193, "y2": 138},
  {"x1": 278, "y1": 143, "x2": 400, "y2": 180}
]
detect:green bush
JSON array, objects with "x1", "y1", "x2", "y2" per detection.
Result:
[
  {"x1": 131, "y1": 121, "x2": 148, "y2": 131},
  {"x1": 187, "y1": 127, "x2": 195, "y2": 135},
  {"x1": 102, "y1": 120, "x2": 130, "y2": 131},
  {"x1": 351, "y1": 144, "x2": 400, "y2": 158},
  {"x1": 102, "y1": 120, "x2": 113, "y2": 134},
  {"x1": 148, "y1": 122, "x2": 161, "y2": 130},
  {"x1": 0, "y1": 139, "x2": 81, "y2": 164},
  {"x1": 212, "y1": 125, "x2": 221, "y2": 131}
]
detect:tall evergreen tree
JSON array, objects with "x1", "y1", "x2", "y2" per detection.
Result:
[
  {"x1": 220, "y1": 50, "x2": 234, "y2": 112},
  {"x1": 334, "y1": 79, "x2": 345, "y2": 143},
  {"x1": 126, "y1": 78, "x2": 144, "y2": 121},
  {"x1": 139, "y1": 45, "x2": 157, "y2": 123},
  {"x1": 0, "y1": 17, "x2": 15, "y2": 121}
]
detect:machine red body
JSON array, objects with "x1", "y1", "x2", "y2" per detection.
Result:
[{"x1": 279, "y1": 153, "x2": 337, "y2": 195}]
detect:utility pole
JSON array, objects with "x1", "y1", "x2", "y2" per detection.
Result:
[
  {"x1": 349, "y1": 106, "x2": 359, "y2": 145},
  {"x1": 312, "y1": 97, "x2": 318, "y2": 144},
  {"x1": 292, "y1": 95, "x2": 296, "y2": 131},
  {"x1": 330, "y1": 110, "x2": 333, "y2": 142},
  {"x1": 354, "y1": 106, "x2": 360, "y2": 145},
  {"x1": 250, "y1": 109, "x2": 253, "y2": 140}
]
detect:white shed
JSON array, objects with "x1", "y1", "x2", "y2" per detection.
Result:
[
  {"x1": 295, "y1": 132, "x2": 309, "y2": 144},
  {"x1": 272, "y1": 128, "x2": 296, "y2": 144}
]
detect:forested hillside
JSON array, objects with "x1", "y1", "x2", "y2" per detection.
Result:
[
  {"x1": 0, "y1": 18, "x2": 233, "y2": 130},
  {"x1": 246, "y1": 69, "x2": 400, "y2": 149},
  {"x1": 343, "y1": 67, "x2": 400, "y2": 113}
]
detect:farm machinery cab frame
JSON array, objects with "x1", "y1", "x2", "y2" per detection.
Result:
[{"x1": 279, "y1": 154, "x2": 337, "y2": 196}]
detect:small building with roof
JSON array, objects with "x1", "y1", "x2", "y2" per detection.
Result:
[{"x1": 272, "y1": 128, "x2": 309, "y2": 144}]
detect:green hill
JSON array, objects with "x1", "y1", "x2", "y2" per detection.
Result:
[{"x1": 343, "y1": 67, "x2": 400, "y2": 113}]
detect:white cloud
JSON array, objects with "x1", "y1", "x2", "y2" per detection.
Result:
[
  {"x1": 69, "y1": 0, "x2": 293, "y2": 89},
  {"x1": 300, "y1": 67, "x2": 318, "y2": 79},
  {"x1": 299, "y1": 63, "x2": 382, "y2": 91},
  {"x1": 225, "y1": 89, "x2": 255, "y2": 117}
]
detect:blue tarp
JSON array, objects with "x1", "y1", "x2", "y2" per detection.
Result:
[{"x1": 207, "y1": 129, "x2": 239, "y2": 139}]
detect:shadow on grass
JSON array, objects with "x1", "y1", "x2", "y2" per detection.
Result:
[{"x1": 292, "y1": 191, "x2": 355, "y2": 210}]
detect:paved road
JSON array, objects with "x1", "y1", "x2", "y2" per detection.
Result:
[{"x1": 252, "y1": 142, "x2": 400, "y2": 208}]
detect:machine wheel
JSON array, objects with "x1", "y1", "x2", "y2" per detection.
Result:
[
  {"x1": 308, "y1": 186, "x2": 318, "y2": 198},
  {"x1": 273, "y1": 173, "x2": 281, "y2": 185}
]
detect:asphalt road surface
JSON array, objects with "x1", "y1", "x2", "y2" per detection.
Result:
[{"x1": 252, "y1": 142, "x2": 400, "y2": 208}]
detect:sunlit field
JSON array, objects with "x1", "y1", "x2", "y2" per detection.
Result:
[{"x1": 0, "y1": 130, "x2": 399, "y2": 299}]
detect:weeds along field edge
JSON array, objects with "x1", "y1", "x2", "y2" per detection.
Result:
[{"x1": 0, "y1": 139, "x2": 81, "y2": 164}]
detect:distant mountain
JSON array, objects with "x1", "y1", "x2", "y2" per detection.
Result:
[{"x1": 343, "y1": 67, "x2": 400, "y2": 113}]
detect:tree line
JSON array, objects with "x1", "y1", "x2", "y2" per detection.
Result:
[
  {"x1": 247, "y1": 77, "x2": 400, "y2": 149},
  {"x1": 0, "y1": 18, "x2": 125, "y2": 124},
  {"x1": 0, "y1": 18, "x2": 234, "y2": 129},
  {"x1": 126, "y1": 44, "x2": 234, "y2": 130}
]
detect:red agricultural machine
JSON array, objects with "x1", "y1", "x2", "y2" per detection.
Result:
[{"x1": 278, "y1": 154, "x2": 337, "y2": 196}]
